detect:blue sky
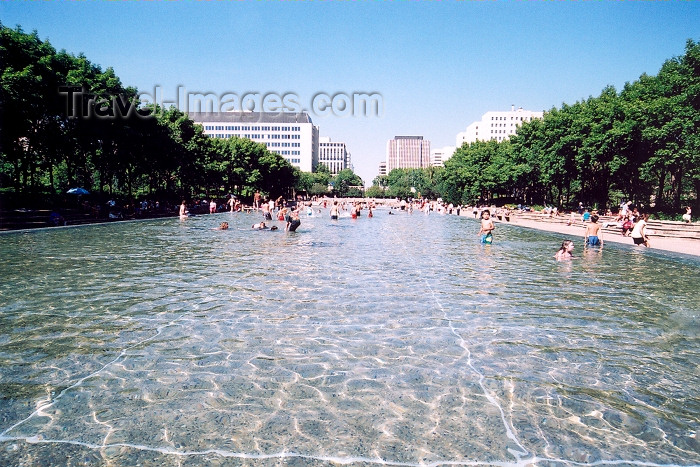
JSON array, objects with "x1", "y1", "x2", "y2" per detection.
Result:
[{"x1": 2, "y1": 0, "x2": 698, "y2": 186}]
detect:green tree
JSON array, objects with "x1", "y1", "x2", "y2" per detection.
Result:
[
  {"x1": 364, "y1": 185, "x2": 387, "y2": 199},
  {"x1": 441, "y1": 140, "x2": 500, "y2": 204},
  {"x1": 372, "y1": 174, "x2": 388, "y2": 188},
  {"x1": 294, "y1": 163, "x2": 331, "y2": 196},
  {"x1": 385, "y1": 169, "x2": 413, "y2": 199},
  {"x1": 332, "y1": 169, "x2": 364, "y2": 197},
  {"x1": 630, "y1": 40, "x2": 700, "y2": 210},
  {"x1": 504, "y1": 125, "x2": 541, "y2": 205}
]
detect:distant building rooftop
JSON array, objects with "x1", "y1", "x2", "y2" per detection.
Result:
[{"x1": 188, "y1": 111, "x2": 313, "y2": 124}]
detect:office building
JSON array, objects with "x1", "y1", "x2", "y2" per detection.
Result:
[
  {"x1": 386, "y1": 136, "x2": 431, "y2": 172},
  {"x1": 318, "y1": 137, "x2": 350, "y2": 175},
  {"x1": 456, "y1": 106, "x2": 543, "y2": 147},
  {"x1": 189, "y1": 111, "x2": 319, "y2": 172},
  {"x1": 430, "y1": 146, "x2": 456, "y2": 167}
]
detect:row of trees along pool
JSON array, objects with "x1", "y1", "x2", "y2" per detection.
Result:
[
  {"x1": 0, "y1": 24, "x2": 365, "y2": 208},
  {"x1": 372, "y1": 39, "x2": 699, "y2": 215},
  {"x1": 1, "y1": 23, "x2": 698, "y2": 214}
]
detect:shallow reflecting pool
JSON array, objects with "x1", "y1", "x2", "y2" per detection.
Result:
[{"x1": 0, "y1": 209, "x2": 698, "y2": 466}]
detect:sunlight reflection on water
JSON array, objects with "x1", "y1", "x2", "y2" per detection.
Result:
[{"x1": 0, "y1": 210, "x2": 698, "y2": 466}]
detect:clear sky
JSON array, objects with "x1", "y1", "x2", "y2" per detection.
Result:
[{"x1": 2, "y1": 0, "x2": 698, "y2": 186}]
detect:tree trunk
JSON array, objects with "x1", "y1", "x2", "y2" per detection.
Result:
[
  {"x1": 49, "y1": 162, "x2": 55, "y2": 193},
  {"x1": 599, "y1": 175, "x2": 609, "y2": 210},
  {"x1": 66, "y1": 155, "x2": 74, "y2": 188},
  {"x1": 656, "y1": 171, "x2": 666, "y2": 208},
  {"x1": 671, "y1": 171, "x2": 682, "y2": 210},
  {"x1": 13, "y1": 159, "x2": 21, "y2": 194},
  {"x1": 126, "y1": 167, "x2": 132, "y2": 199}
]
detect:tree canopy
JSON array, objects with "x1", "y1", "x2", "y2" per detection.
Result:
[
  {"x1": 0, "y1": 24, "x2": 298, "y2": 205},
  {"x1": 372, "y1": 39, "x2": 700, "y2": 213},
  {"x1": 3, "y1": 24, "x2": 697, "y2": 214}
]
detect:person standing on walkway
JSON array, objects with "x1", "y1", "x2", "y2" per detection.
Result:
[{"x1": 631, "y1": 213, "x2": 650, "y2": 247}]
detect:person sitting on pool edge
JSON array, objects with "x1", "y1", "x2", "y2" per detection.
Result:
[
  {"x1": 584, "y1": 214, "x2": 604, "y2": 247},
  {"x1": 478, "y1": 209, "x2": 495, "y2": 244}
]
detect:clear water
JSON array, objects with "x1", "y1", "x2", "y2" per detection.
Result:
[{"x1": 0, "y1": 210, "x2": 698, "y2": 466}]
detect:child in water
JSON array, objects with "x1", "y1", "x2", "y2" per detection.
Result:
[
  {"x1": 555, "y1": 240, "x2": 575, "y2": 260},
  {"x1": 479, "y1": 210, "x2": 495, "y2": 244},
  {"x1": 584, "y1": 214, "x2": 604, "y2": 246}
]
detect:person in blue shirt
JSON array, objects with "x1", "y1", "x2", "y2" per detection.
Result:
[{"x1": 582, "y1": 209, "x2": 591, "y2": 223}]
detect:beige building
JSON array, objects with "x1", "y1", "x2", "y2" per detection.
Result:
[
  {"x1": 386, "y1": 136, "x2": 431, "y2": 172},
  {"x1": 456, "y1": 106, "x2": 543, "y2": 147}
]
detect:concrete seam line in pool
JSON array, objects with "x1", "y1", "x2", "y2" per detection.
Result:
[
  {"x1": 389, "y1": 229, "x2": 531, "y2": 462},
  {"x1": 0, "y1": 271, "x2": 251, "y2": 442},
  {"x1": 0, "y1": 317, "x2": 189, "y2": 440},
  {"x1": 2, "y1": 216, "x2": 697, "y2": 466}
]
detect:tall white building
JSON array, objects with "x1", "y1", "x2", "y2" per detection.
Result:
[
  {"x1": 318, "y1": 137, "x2": 350, "y2": 175},
  {"x1": 430, "y1": 146, "x2": 456, "y2": 167},
  {"x1": 386, "y1": 136, "x2": 431, "y2": 172},
  {"x1": 189, "y1": 111, "x2": 319, "y2": 172},
  {"x1": 456, "y1": 106, "x2": 543, "y2": 147}
]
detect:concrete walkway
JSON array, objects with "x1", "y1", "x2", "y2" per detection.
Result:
[{"x1": 503, "y1": 214, "x2": 700, "y2": 257}]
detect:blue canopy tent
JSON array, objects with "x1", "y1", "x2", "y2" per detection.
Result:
[{"x1": 66, "y1": 187, "x2": 90, "y2": 195}]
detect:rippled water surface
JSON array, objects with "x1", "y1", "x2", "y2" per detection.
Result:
[{"x1": 1, "y1": 210, "x2": 698, "y2": 466}]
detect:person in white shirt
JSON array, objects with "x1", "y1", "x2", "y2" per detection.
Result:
[
  {"x1": 682, "y1": 206, "x2": 692, "y2": 223},
  {"x1": 630, "y1": 213, "x2": 650, "y2": 247}
]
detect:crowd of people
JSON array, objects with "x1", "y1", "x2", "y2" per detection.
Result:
[
  {"x1": 552, "y1": 200, "x2": 660, "y2": 260},
  {"x1": 174, "y1": 194, "x2": 696, "y2": 261},
  {"x1": 179, "y1": 194, "x2": 382, "y2": 233}
]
